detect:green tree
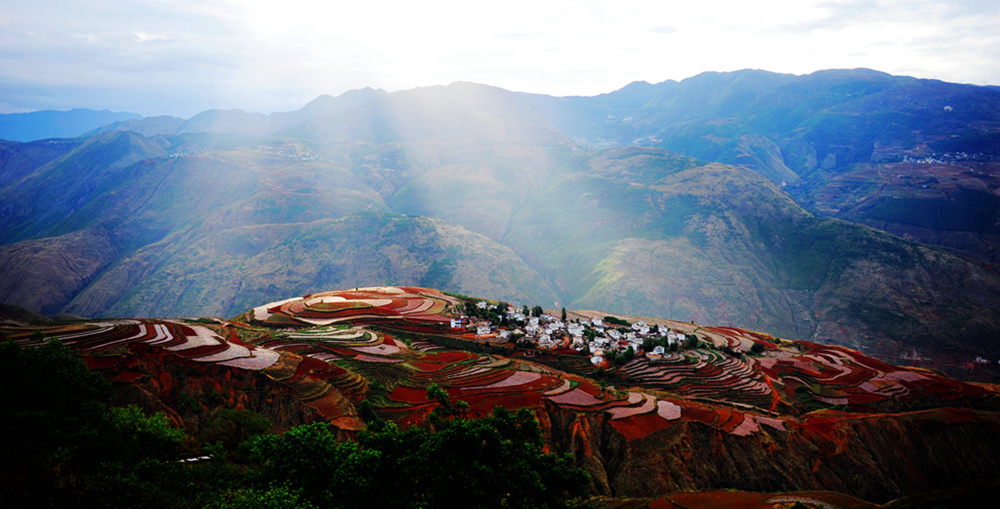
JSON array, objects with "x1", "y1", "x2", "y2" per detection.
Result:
[
  {"x1": 685, "y1": 333, "x2": 699, "y2": 349},
  {"x1": 100, "y1": 405, "x2": 185, "y2": 463},
  {"x1": 603, "y1": 316, "x2": 630, "y2": 326},
  {"x1": 243, "y1": 422, "x2": 380, "y2": 508},
  {"x1": 0, "y1": 339, "x2": 200, "y2": 509},
  {"x1": 211, "y1": 485, "x2": 317, "y2": 509},
  {"x1": 426, "y1": 383, "x2": 453, "y2": 413},
  {"x1": 243, "y1": 397, "x2": 589, "y2": 509},
  {"x1": 622, "y1": 346, "x2": 635, "y2": 363},
  {"x1": 200, "y1": 409, "x2": 273, "y2": 453},
  {"x1": 1, "y1": 339, "x2": 111, "y2": 504}
]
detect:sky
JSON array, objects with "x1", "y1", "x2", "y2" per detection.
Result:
[{"x1": 1, "y1": 0, "x2": 998, "y2": 117}]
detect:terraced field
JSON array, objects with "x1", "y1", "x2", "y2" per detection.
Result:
[
  {"x1": 621, "y1": 349, "x2": 773, "y2": 408},
  {"x1": 758, "y1": 341, "x2": 989, "y2": 409},
  {"x1": 3, "y1": 287, "x2": 993, "y2": 452},
  {"x1": 4, "y1": 319, "x2": 281, "y2": 369},
  {"x1": 246, "y1": 286, "x2": 459, "y2": 327}
]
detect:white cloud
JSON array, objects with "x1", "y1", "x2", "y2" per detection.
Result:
[{"x1": 0, "y1": 0, "x2": 997, "y2": 116}]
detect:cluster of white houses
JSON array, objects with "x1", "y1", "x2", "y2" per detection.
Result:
[{"x1": 451, "y1": 302, "x2": 690, "y2": 366}]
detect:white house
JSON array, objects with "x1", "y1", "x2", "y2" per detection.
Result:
[
  {"x1": 538, "y1": 334, "x2": 557, "y2": 349},
  {"x1": 646, "y1": 346, "x2": 665, "y2": 361},
  {"x1": 476, "y1": 301, "x2": 489, "y2": 310},
  {"x1": 476, "y1": 325, "x2": 491, "y2": 336},
  {"x1": 450, "y1": 319, "x2": 463, "y2": 329}
]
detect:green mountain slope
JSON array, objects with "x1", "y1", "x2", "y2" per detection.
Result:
[
  {"x1": 504, "y1": 147, "x2": 1000, "y2": 355},
  {"x1": 60, "y1": 211, "x2": 556, "y2": 318},
  {"x1": 520, "y1": 68, "x2": 1000, "y2": 267},
  {"x1": 0, "y1": 229, "x2": 117, "y2": 315}
]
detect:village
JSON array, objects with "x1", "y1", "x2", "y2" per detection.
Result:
[{"x1": 450, "y1": 300, "x2": 697, "y2": 368}]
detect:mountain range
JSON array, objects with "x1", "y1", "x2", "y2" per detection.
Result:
[
  {"x1": 2, "y1": 68, "x2": 999, "y2": 379},
  {"x1": 0, "y1": 108, "x2": 141, "y2": 142}
]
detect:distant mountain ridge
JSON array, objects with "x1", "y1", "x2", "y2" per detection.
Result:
[
  {"x1": 89, "y1": 87, "x2": 389, "y2": 138},
  {"x1": 0, "y1": 108, "x2": 141, "y2": 142},
  {"x1": 519, "y1": 68, "x2": 1000, "y2": 183}
]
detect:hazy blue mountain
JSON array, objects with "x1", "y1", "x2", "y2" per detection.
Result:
[
  {"x1": 0, "y1": 108, "x2": 142, "y2": 142},
  {"x1": 87, "y1": 115, "x2": 186, "y2": 138},
  {"x1": 0, "y1": 138, "x2": 83, "y2": 186},
  {"x1": 91, "y1": 87, "x2": 388, "y2": 138},
  {"x1": 269, "y1": 87, "x2": 387, "y2": 129},
  {"x1": 521, "y1": 68, "x2": 1000, "y2": 185}
]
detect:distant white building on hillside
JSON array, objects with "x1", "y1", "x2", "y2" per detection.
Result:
[{"x1": 646, "y1": 345, "x2": 665, "y2": 360}]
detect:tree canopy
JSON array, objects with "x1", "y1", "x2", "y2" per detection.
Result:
[{"x1": 241, "y1": 387, "x2": 589, "y2": 508}]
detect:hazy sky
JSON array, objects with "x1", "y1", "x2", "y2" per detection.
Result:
[{"x1": 2, "y1": 0, "x2": 998, "y2": 117}]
